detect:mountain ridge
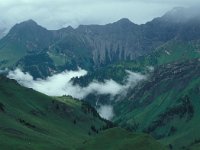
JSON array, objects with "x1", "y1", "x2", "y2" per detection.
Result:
[{"x1": 1, "y1": 7, "x2": 200, "y2": 79}]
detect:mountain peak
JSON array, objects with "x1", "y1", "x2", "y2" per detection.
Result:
[
  {"x1": 162, "y1": 7, "x2": 200, "y2": 23},
  {"x1": 166, "y1": 7, "x2": 185, "y2": 15},
  {"x1": 163, "y1": 7, "x2": 185, "y2": 19},
  {"x1": 22, "y1": 19, "x2": 37, "y2": 25},
  {"x1": 115, "y1": 18, "x2": 133, "y2": 24},
  {"x1": 8, "y1": 19, "x2": 47, "y2": 36},
  {"x1": 6, "y1": 19, "x2": 51, "y2": 47},
  {"x1": 16, "y1": 19, "x2": 38, "y2": 27}
]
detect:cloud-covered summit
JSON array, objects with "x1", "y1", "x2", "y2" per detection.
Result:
[{"x1": 1, "y1": 0, "x2": 199, "y2": 30}]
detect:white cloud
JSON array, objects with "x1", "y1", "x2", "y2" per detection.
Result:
[
  {"x1": 97, "y1": 105, "x2": 114, "y2": 120},
  {"x1": 7, "y1": 68, "x2": 146, "y2": 99},
  {"x1": 125, "y1": 70, "x2": 147, "y2": 89},
  {"x1": 0, "y1": 0, "x2": 199, "y2": 30}
]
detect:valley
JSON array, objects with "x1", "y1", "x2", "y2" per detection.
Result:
[
  {"x1": 0, "y1": 6, "x2": 200, "y2": 150},
  {"x1": 0, "y1": 76, "x2": 165, "y2": 150}
]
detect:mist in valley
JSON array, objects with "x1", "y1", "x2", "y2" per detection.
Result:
[{"x1": 7, "y1": 68, "x2": 147, "y2": 119}]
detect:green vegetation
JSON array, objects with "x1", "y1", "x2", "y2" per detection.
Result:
[
  {"x1": 0, "y1": 39, "x2": 27, "y2": 68},
  {"x1": 73, "y1": 40, "x2": 200, "y2": 88},
  {"x1": 77, "y1": 127, "x2": 167, "y2": 150},
  {"x1": 146, "y1": 40, "x2": 200, "y2": 66},
  {"x1": 48, "y1": 51, "x2": 66, "y2": 66},
  {"x1": 114, "y1": 59, "x2": 200, "y2": 150},
  {"x1": 0, "y1": 76, "x2": 107, "y2": 149},
  {"x1": 1, "y1": 8, "x2": 200, "y2": 150},
  {"x1": 0, "y1": 76, "x2": 164, "y2": 150}
]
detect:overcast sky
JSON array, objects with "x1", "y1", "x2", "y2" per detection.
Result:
[{"x1": 0, "y1": 0, "x2": 200, "y2": 29}]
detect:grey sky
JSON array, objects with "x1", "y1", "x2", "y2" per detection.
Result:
[{"x1": 0, "y1": 0, "x2": 200, "y2": 29}]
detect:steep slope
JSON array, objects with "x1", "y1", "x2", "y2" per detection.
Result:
[
  {"x1": 0, "y1": 21, "x2": 8, "y2": 39},
  {"x1": 5, "y1": 19, "x2": 54, "y2": 52},
  {"x1": 76, "y1": 19, "x2": 142, "y2": 65},
  {"x1": 0, "y1": 20, "x2": 54, "y2": 70},
  {"x1": 0, "y1": 76, "x2": 110, "y2": 149},
  {"x1": 114, "y1": 59, "x2": 200, "y2": 150},
  {"x1": 49, "y1": 27, "x2": 94, "y2": 71},
  {"x1": 0, "y1": 76, "x2": 164, "y2": 150},
  {"x1": 0, "y1": 28, "x2": 7, "y2": 39}
]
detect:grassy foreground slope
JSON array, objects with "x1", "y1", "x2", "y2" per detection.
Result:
[
  {"x1": 0, "y1": 76, "x2": 108, "y2": 150},
  {"x1": 78, "y1": 127, "x2": 167, "y2": 150},
  {"x1": 0, "y1": 76, "x2": 164, "y2": 150}
]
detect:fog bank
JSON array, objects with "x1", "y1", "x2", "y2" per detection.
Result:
[{"x1": 7, "y1": 68, "x2": 146, "y2": 99}]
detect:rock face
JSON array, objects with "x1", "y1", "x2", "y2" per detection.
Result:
[
  {"x1": 76, "y1": 19, "x2": 142, "y2": 65},
  {"x1": 1, "y1": 7, "x2": 200, "y2": 78}
]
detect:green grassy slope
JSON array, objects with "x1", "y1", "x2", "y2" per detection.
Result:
[
  {"x1": 0, "y1": 39, "x2": 27, "y2": 68},
  {"x1": 114, "y1": 59, "x2": 200, "y2": 150},
  {"x1": 111, "y1": 40, "x2": 200, "y2": 73},
  {"x1": 0, "y1": 76, "x2": 164, "y2": 150},
  {"x1": 77, "y1": 127, "x2": 167, "y2": 150},
  {"x1": 188, "y1": 143, "x2": 200, "y2": 150},
  {"x1": 0, "y1": 76, "x2": 108, "y2": 150},
  {"x1": 145, "y1": 40, "x2": 200, "y2": 66}
]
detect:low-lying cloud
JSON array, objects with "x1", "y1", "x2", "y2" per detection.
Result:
[
  {"x1": 97, "y1": 105, "x2": 114, "y2": 120},
  {"x1": 7, "y1": 68, "x2": 147, "y2": 120},
  {"x1": 7, "y1": 68, "x2": 146, "y2": 99}
]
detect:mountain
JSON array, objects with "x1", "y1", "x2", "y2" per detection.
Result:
[
  {"x1": 113, "y1": 59, "x2": 200, "y2": 150},
  {"x1": 162, "y1": 7, "x2": 200, "y2": 23},
  {"x1": 71, "y1": 36, "x2": 200, "y2": 149},
  {"x1": 71, "y1": 37, "x2": 200, "y2": 107},
  {"x1": 1, "y1": 6, "x2": 200, "y2": 150},
  {"x1": 0, "y1": 76, "x2": 165, "y2": 150},
  {"x1": 0, "y1": 21, "x2": 8, "y2": 39},
  {"x1": 1, "y1": 7, "x2": 200, "y2": 78},
  {"x1": 0, "y1": 28, "x2": 7, "y2": 39}
]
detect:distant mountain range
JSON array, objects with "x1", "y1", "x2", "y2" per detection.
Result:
[{"x1": 1, "y1": 7, "x2": 200, "y2": 78}]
